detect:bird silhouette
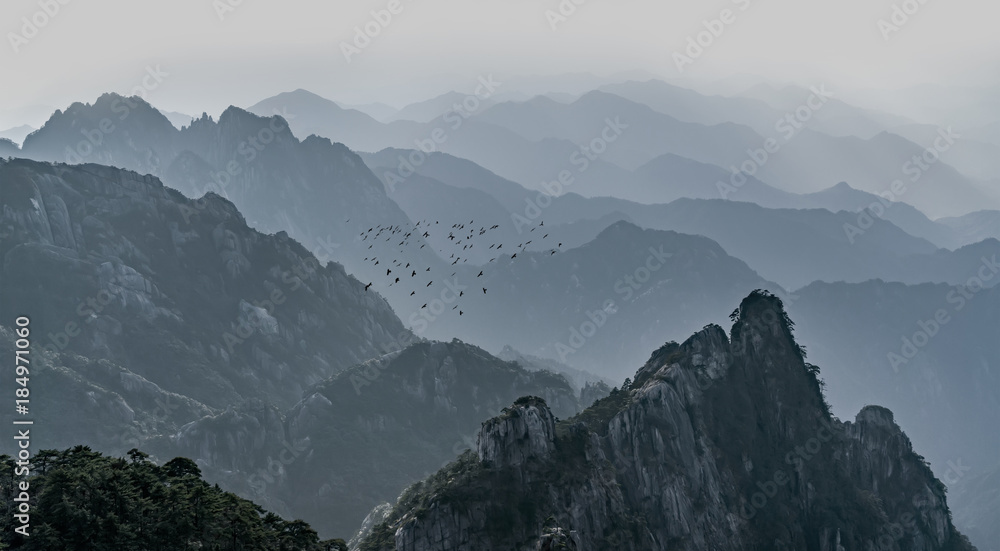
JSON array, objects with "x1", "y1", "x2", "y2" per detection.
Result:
[
  {"x1": 364, "y1": 282, "x2": 372, "y2": 291},
  {"x1": 482, "y1": 288, "x2": 487, "y2": 294},
  {"x1": 477, "y1": 271, "x2": 483, "y2": 277}
]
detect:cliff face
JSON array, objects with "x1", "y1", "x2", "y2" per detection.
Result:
[
  {"x1": 160, "y1": 338, "x2": 591, "y2": 539},
  {"x1": 0, "y1": 158, "x2": 407, "y2": 441},
  {"x1": 0, "y1": 159, "x2": 599, "y2": 541},
  {"x1": 360, "y1": 292, "x2": 976, "y2": 551}
]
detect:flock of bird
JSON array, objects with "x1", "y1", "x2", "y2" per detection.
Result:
[{"x1": 357, "y1": 218, "x2": 561, "y2": 316}]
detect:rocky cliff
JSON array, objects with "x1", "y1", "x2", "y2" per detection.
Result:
[
  {"x1": 198, "y1": 338, "x2": 591, "y2": 538},
  {"x1": 359, "y1": 292, "x2": 976, "y2": 551},
  {"x1": 0, "y1": 158, "x2": 407, "y2": 444}
]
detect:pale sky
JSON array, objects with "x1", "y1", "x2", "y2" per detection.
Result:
[{"x1": 2, "y1": 0, "x2": 999, "y2": 128}]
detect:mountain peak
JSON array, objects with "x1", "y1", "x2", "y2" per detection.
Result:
[
  {"x1": 595, "y1": 219, "x2": 643, "y2": 237},
  {"x1": 855, "y1": 404, "x2": 896, "y2": 427},
  {"x1": 477, "y1": 396, "x2": 556, "y2": 470},
  {"x1": 360, "y1": 294, "x2": 972, "y2": 551}
]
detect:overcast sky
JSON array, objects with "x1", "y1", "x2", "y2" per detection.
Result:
[{"x1": 2, "y1": 0, "x2": 998, "y2": 128}]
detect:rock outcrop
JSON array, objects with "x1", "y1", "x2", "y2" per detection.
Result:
[
  {"x1": 360, "y1": 292, "x2": 977, "y2": 551},
  {"x1": 477, "y1": 396, "x2": 557, "y2": 469},
  {"x1": 0, "y1": 158, "x2": 407, "y2": 443}
]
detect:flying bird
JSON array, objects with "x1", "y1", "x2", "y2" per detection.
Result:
[{"x1": 365, "y1": 283, "x2": 372, "y2": 291}]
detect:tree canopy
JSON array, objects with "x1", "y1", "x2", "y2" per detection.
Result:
[{"x1": 0, "y1": 446, "x2": 346, "y2": 551}]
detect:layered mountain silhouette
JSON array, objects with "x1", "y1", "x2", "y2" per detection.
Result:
[
  {"x1": 0, "y1": 158, "x2": 407, "y2": 438},
  {"x1": 161, "y1": 338, "x2": 597, "y2": 539},
  {"x1": 403, "y1": 220, "x2": 785, "y2": 378},
  {"x1": 788, "y1": 279, "x2": 1000, "y2": 505},
  {"x1": 358, "y1": 293, "x2": 975, "y2": 550},
  {"x1": 16, "y1": 94, "x2": 443, "y2": 308},
  {"x1": 3, "y1": 81, "x2": 997, "y2": 549},
  {"x1": 0, "y1": 159, "x2": 601, "y2": 540}
]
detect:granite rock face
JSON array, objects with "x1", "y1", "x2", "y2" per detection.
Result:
[
  {"x1": 0, "y1": 158, "x2": 407, "y2": 442},
  {"x1": 360, "y1": 292, "x2": 977, "y2": 551},
  {"x1": 477, "y1": 396, "x2": 557, "y2": 469},
  {"x1": 274, "y1": 339, "x2": 586, "y2": 539},
  {"x1": 0, "y1": 159, "x2": 598, "y2": 541}
]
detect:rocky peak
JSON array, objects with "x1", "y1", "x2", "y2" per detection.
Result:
[
  {"x1": 359, "y1": 293, "x2": 976, "y2": 551},
  {"x1": 477, "y1": 396, "x2": 556, "y2": 469},
  {"x1": 0, "y1": 157, "x2": 407, "y2": 435}
]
